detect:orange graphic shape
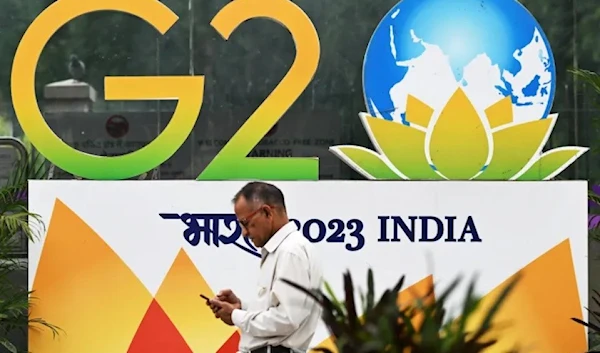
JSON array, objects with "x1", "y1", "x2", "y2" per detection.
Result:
[
  {"x1": 313, "y1": 275, "x2": 434, "y2": 352},
  {"x1": 398, "y1": 275, "x2": 434, "y2": 330},
  {"x1": 217, "y1": 331, "x2": 241, "y2": 353},
  {"x1": 154, "y1": 249, "x2": 237, "y2": 352},
  {"x1": 316, "y1": 241, "x2": 586, "y2": 352},
  {"x1": 466, "y1": 239, "x2": 586, "y2": 352},
  {"x1": 29, "y1": 199, "x2": 153, "y2": 353},
  {"x1": 128, "y1": 299, "x2": 193, "y2": 353}
]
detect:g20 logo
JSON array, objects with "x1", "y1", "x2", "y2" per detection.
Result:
[{"x1": 12, "y1": 0, "x2": 320, "y2": 180}]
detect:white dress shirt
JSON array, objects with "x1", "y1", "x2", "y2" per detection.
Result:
[{"x1": 231, "y1": 221, "x2": 323, "y2": 352}]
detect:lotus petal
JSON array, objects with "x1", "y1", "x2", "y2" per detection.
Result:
[
  {"x1": 476, "y1": 117, "x2": 555, "y2": 180},
  {"x1": 405, "y1": 94, "x2": 434, "y2": 129},
  {"x1": 485, "y1": 96, "x2": 513, "y2": 129},
  {"x1": 516, "y1": 147, "x2": 589, "y2": 180},
  {"x1": 428, "y1": 89, "x2": 490, "y2": 179},
  {"x1": 361, "y1": 113, "x2": 442, "y2": 180},
  {"x1": 329, "y1": 145, "x2": 402, "y2": 180}
]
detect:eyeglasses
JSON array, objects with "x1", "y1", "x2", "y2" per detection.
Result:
[{"x1": 237, "y1": 206, "x2": 265, "y2": 228}]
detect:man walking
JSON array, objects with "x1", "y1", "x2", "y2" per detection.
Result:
[{"x1": 208, "y1": 181, "x2": 323, "y2": 353}]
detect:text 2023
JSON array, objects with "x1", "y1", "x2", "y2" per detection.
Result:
[{"x1": 291, "y1": 218, "x2": 365, "y2": 251}]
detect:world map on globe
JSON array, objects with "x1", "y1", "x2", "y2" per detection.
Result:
[{"x1": 363, "y1": 0, "x2": 555, "y2": 126}]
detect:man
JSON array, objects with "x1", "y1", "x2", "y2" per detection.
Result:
[{"x1": 208, "y1": 181, "x2": 323, "y2": 353}]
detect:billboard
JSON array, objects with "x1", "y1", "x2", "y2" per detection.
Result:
[
  {"x1": 11, "y1": 0, "x2": 587, "y2": 181},
  {"x1": 28, "y1": 180, "x2": 587, "y2": 352},
  {"x1": 13, "y1": 0, "x2": 591, "y2": 351}
]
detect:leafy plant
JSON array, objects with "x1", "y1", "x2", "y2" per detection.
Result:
[
  {"x1": 570, "y1": 69, "x2": 600, "y2": 159},
  {"x1": 588, "y1": 188, "x2": 600, "y2": 242},
  {"x1": 0, "y1": 146, "x2": 61, "y2": 353},
  {"x1": 571, "y1": 289, "x2": 600, "y2": 353},
  {"x1": 283, "y1": 269, "x2": 520, "y2": 353},
  {"x1": 571, "y1": 69, "x2": 600, "y2": 96}
]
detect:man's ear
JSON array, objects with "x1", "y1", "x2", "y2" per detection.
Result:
[{"x1": 263, "y1": 206, "x2": 274, "y2": 219}]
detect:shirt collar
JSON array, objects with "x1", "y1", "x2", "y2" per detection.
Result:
[{"x1": 262, "y1": 221, "x2": 297, "y2": 254}]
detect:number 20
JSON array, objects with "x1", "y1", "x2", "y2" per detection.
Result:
[{"x1": 11, "y1": 0, "x2": 320, "y2": 180}]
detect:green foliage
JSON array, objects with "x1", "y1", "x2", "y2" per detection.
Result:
[
  {"x1": 576, "y1": 68, "x2": 600, "y2": 242},
  {"x1": 282, "y1": 269, "x2": 520, "y2": 353},
  {"x1": 7, "y1": 143, "x2": 52, "y2": 188},
  {"x1": 0, "y1": 116, "x2": 12, "y2": 137},
  {"x1": 0, "y1": 148, "x2": 61, "y2": 353},
  {"x1": 571, "y1": 289, "x2": 600, "y2": 352},
  {"x1": 589, "y1": 188, "x2": 600, "y2": 242},
  {"x1": 571, "y1": 69, "x2": 600, "y2": 96}
]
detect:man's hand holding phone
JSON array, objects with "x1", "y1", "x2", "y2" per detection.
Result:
[
  {"x1": 215, "y1": 289, "x2": 241, "y2": 308},
  {"x1": 199, "y1": 294, "x2": 211, "y2": 302},
  {"x1": 200, "y1": 294, "x2": 221, "y2": 314},
  {"x1": 202, "y1": 289, "x2": 242, "y2": 326}
]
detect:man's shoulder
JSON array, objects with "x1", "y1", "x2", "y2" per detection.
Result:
[
  {"x1": 278, "y1": 230, "x2": 314, "y2": 256},
  {"x1": 278, "y1": 230, "x2": 323, "y2": 282}
]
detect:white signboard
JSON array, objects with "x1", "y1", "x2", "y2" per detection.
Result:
[{"x1": 28, "y1": 181, "x2": 587, "y2": 353}]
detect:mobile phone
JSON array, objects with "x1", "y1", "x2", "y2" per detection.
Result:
[{"x1": 200, "y1": 294, "x2": 210, "y2": 301}]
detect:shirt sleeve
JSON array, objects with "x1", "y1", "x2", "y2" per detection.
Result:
[{"x1": 231, "y1": 251, "x2": 312, "y2": 337}]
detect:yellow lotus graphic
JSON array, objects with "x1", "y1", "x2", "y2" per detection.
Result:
[
  {"x1": 29, "y1": 199, "x2": 587, "y2": 352},
  {"x1": 330, "y1": 88, "x2": 588, "y2": 180}
]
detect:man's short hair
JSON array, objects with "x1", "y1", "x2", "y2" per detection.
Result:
[{"x1": 233, "y1": 182, "x2": 286, "y2": 211}]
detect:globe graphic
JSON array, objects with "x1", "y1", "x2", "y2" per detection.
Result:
[{"x1": 362, "y1": 0, "x2": 555, "y2": 126}]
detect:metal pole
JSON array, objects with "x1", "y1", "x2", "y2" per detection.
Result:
[
  {"x1": 189, "y1": 0, "x2": 196, "y2": 178},
  {"x1": 572, "y1": 0, "x2": 580, "y2": 179},
  {"x1": 154, "y1": 34, "x2": 162, "y2": 180},
  {"x1": 0, "y1": 137, "x2": 27, "y2": 186},
  {"x1": 0, "y1": 137, "x2": 27, "y2": 159},
  {"x1": 189, "y1": 0, "x2": 195, "y2": 76}
]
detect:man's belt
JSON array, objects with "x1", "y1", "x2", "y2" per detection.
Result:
[{"x1": 249, "y1": 345, "x2": 292, "y2": 353}]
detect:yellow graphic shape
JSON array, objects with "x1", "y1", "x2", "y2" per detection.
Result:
[
  {"x1": 428, "y1": 89, "x2": 490, "y2": 179},
  {"x1": 313, "y1": 275, "x2": 434, "y2": 352},
  {"x1": 466, "y1": 239, "x2": 585, "y2": 352},
  {"x1": 331, "y1": 89, "x2": 588, "y2": 181},
  {"x1": 313, "y1": 336, "x2": 337, "y2": 351},
  {"x1": 364, "y1": 114, "x2": 442, "y2": 180},
  {"x1": 329, "y1": 145, "x2": 402, "y2": 180},
  {"x1": 405, "y1": 94, "x2": 434, "y2": 128},
  {"x1": 154, "y1": 249, "x2": 237, "y2": 352},
  {"x1": 477, "y1": 118, "x2": 555, "y2": 180},
  {"x1": 484, "y1": 96, "x2": 513, "y2": 129},
  {"x1": 516, "y1": 148, "x2": 588, "y2": 181},
  {"x1": 29, "y1": 200, "x2": 153, "y2": 353}
]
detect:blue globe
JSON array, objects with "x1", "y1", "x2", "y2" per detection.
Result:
[{"x1": 362, "y1": 0, "x2": 555, "y2": 125}]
